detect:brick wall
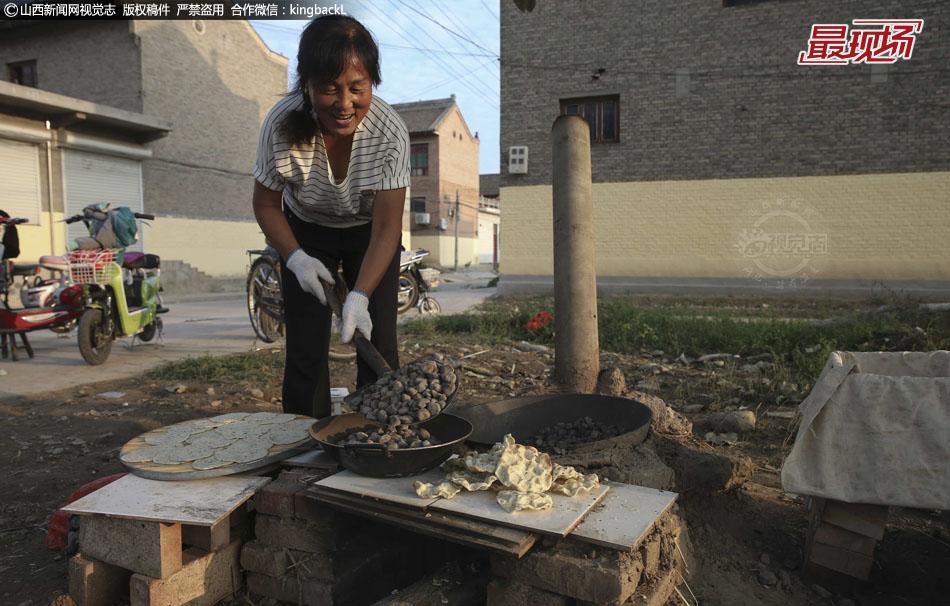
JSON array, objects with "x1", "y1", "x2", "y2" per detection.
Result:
[
  {"x1": 0, "y1": 22, "x2": 143, "y2": 112},
  {"x1": 132, "y1": 20, "x2": 288, "y2": 221},
  {"x1": 500, "y1": 172, "x2": 950, "y2": 280},
  {"x1": 501, "y1": 0, "x2": 950, "y2": 187}
]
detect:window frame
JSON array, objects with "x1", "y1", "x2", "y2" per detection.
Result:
[
  {"x1": 7, "y1": 60, "x2": 38, "y2": 87},
  {"x1": 410, "y1": 143, "x2": 429, "y2": 176},
  {"x1": 410, "y1": 196, "x2": 427, "y2": 214},
  {"x1": 559, "y1": 95, "x2": 620, "y2": 144}
]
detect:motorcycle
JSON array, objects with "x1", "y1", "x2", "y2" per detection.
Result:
[
  {"x1": 0, "y1": 216, "x2": 85, "y2": 360},
  {"x1": 397, "y1": 249, "x2": 441, "y2": 315},
  {"x1": 64, "y1": 204, "x2": 166, "y2": 365}
]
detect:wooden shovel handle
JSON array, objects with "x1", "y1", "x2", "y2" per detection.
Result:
[{"x1": 321, "y1": 279, "x2": 392, "y2": 380}]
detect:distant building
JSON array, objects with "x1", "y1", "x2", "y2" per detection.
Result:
[
  {"x1": 392, "y1": 96, "x2": 480, "y2": 268},
  {"x1": 0, "y1": 20, "x2": 288, "y2": 276},
  {"x1": 478, "y1": 173, "x2": 500, "y2": 268},
  {"x1": 500, "y1": 0, "x2": 950, "y2": 292}
]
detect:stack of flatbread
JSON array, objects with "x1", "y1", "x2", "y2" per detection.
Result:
[{"x1": 121, "y1": 412, "x2": 312, "y2": 470}]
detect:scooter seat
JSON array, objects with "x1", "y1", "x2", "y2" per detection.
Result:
[
  {"x1": 39, "y1": 255, "x2": 69, "y2": 272},
  {"x1": 122, "y1": 252, "x2": 160, "y2": 270},
  {"x1": 11, "y1": 263, "x2": 39, "y2": 276}
]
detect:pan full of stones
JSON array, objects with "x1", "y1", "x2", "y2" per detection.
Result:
[
  {"x1": 345, "y1": 353, "x2": 460, "y2": 425},
  {"x1": 119, "y1": 412, "x2": 316, "y2": 480}
]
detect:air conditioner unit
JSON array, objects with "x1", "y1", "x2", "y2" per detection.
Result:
[
  {"x1": 414, "y1": 212, "x2": 431, "y2": 225},
  {"x1": 439, "y1": 218, "x2": 449, "y2": 231},
  {"x1": 509, "y1": 146, "x2": 528, "y2": 174}
]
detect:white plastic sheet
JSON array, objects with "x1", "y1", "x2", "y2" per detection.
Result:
[{"x1": 781, "y1": 351, "x2": 950, "y2": 509}]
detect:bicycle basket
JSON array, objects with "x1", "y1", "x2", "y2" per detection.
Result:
[{"x1": 68, "y1": 250, "x2": 119, "y2": 284}]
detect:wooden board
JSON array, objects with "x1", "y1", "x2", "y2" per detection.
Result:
[
  {"x1": 313, "y1": 491, "x2": 535, "y2": 557},
  {"x1": 313, "y1": 468, "x2": 448, "y2": 509},
  {"x1": 307, "y1": 486, "x2": 536, "y2": 550},
  {"x1": 281, "y1": 448, "x2": 340, "y2": 470},
  {"x1": 570, "y1": 482, "x2": 678, "y2": 551},
  {"x1": 119, "y1": 415, "x2": 315, "y2": 481},
  {"x1": 430, "y1": 484, "x2": 610, "y2": 538},
  {"x1": 62, "y1": 473, "x2": 269, "y2": 526}
]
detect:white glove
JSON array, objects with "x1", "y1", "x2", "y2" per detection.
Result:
[
  {"x1": 341, "y1": 290, "x2": 372, "y2": 343},
  {"x1": 285, "y1": 248, "x2": 334, "y2": 305}
]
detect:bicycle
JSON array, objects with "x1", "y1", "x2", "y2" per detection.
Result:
[
  {"x1": 246, "y1": 246, "x2": 356, "y2": 361},
  {"x1": 397, "y1": 249, "x2": 441, "y2": 315}
]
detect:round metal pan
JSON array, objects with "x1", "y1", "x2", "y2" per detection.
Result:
[
  {"x1": 452, "y1": 393, "x2": 652, "y2": 450},
  {"x1": 309, "y1": 412, "x2": 473, "y2": 478}
]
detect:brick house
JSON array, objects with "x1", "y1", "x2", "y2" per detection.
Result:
[
  {"x1": 500, "y1": 0, "x2": 950, "y2": 293},
  {"x1": 0, "y1": 20, "x2": 288, "y2": 276},
  {"x1": 392, "y1": 96, "x2": 480, "y2": 268},
  {"x1": 478, "y1": 173, "x2": 501, "y2": 268}
]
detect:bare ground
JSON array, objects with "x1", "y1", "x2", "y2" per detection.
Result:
[{"x1": 1, "y1": 333, "x2": 948, "y2": 606}]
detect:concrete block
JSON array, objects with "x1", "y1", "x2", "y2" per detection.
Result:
[
  {"x1": 247, "y1": 573, "x2": 332, "y2": 606},
  {"x1": 129, "y1": 540, "x2": 242, "y2": 606},
  {"x1": 486, "y1": 578, "x2": 572, "y2": 606},
  {"x1": 492, "y1": 542, "x2": 644, "y2": 605},
  {"x1": 69, "y1": 554, "x2": 131, "y2": 606},
  {"x1": 79, "y1": 516, "x2": 182, "y2": 579},
  {"x1": 253, "y1": 514, "x2": 342, "y2": 553},
  {"x1": 254, "y1": 477, "x2": 302, "y2": 517}
]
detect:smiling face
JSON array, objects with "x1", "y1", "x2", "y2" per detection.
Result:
[{"x1": 308, "y1": 59, "x2": 373, "y2": 139}]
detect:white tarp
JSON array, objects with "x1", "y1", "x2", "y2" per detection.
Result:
[{"x1": 782, "y1": 351, "x2": 950, "y2": 509}]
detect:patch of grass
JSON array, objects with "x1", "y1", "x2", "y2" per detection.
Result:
[
  {"x1": 145, "y1": 350, "x2": 284, "y2": 385},
  {"x1": 404, "y1": 293, "x2": 949, "y2": 386}
]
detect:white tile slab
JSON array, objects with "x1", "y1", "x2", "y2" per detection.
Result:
[
  {"x1": 313, "y1": 468, "x2": 448, "y2": 509},
  {"x1": 61, "y1": 474, "x2": 270, "y2": 526},
  {"x1": 429, "y1": 484, "x2": 610, "y2": 537},
  {"x1": 282, "y1": 448, "x2": 339, "y2": 470},
  {"x1": 570, "y1": 482, "x2": 678, "y2": 551}
]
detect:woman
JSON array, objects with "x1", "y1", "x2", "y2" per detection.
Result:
[{"x1": 252, "y1": 15, "x2": 409, "y2": 418}]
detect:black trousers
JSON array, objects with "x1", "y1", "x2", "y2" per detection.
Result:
[{"x1": 281, "y1": 211, "x2": 400, "y2": 418}]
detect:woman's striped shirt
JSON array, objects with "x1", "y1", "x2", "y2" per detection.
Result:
[{"x1": 253, "y1": 91, "x2": 410, "y2": 228}]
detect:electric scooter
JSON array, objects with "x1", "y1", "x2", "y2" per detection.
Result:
[
  {"x1": 0, "y1": 215, "x2": 85, "y2": 360},
  {"x1": 64, "y1": 205, "x2": 166, "y2": 365}
]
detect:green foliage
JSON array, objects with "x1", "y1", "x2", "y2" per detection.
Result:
[
  {"x1": 146, "y1": 350, "x2": 283, "y2": 385},
  {"x1": 403, "y1": 293, "x2": 949, "y2": 386}
]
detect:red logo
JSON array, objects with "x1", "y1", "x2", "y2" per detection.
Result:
[{"x1": 797, "y1": 19, "x2": 923, "y2": 65}]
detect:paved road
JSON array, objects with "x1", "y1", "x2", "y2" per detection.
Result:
[{"x1": 0, "y1": 278, "x2": 496, "y2": 400}]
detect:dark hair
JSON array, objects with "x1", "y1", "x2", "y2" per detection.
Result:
[{"x1": 282, "y1": 15, "x2": 381, "y2": 145}]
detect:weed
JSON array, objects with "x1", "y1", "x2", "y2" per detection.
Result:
[{"x1": 146, "y1": 350, "x2": 283, "y2": 385}]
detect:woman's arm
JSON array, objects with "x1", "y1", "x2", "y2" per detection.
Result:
[
  {"x1": 354, "y1": 187, "x2": 406, "y2": 296},
  {"x1": 252, "y1": 181, "x2": 299, "y2": 261}
]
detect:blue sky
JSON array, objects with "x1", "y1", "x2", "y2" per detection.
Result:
[{"x1": 250, "y1": 0, "x2": 501, "y2": 174}]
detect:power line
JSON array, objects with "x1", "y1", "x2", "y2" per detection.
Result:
[
  {"x1": 427, "y1": 0, "x2": 497, "y2": 60},
  {"x1": 365, "y1": 0, "x2": 499, "y2": 110},
  {"x1": 391, "y1": 0, "x2": 500, "y2": 58},
  {"x1": 478, "y1": 0, "x2": 499, "y2": 20},
  {"x1": 381, "y1": 43, "x2": 498, "y2": 58},
  {"x1": 399, "y1": 56, "x2": 499, "y2": 100},
  {"x1": 381, "y1": 0, "x2": 499, "y2": 106}
]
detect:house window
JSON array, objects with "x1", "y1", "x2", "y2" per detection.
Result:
[
  {"x1": 7, "y1": 60, "x2": 37, "y2": 88},
  {"x1": 560, "y1": 96, "x2": 619, "y2": 143},
  {"x1": 410, "y1": 143, "x2": 428, "y2": 176},
  {"x1": 410, "y1": 197, "x2": 427, "y2": 213}
]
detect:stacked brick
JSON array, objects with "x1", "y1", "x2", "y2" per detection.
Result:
[
  {"x1": 68, "y1": 507, "x2": 248, "y2": 605},
  {"x1": 487, "y1": 512, "x2": 686, "y2": 606},
  {"x1": 804, "y1": 498, "x2": 888, "y2": 583},
  {"x1": 243, "y1": 469, "x2": 430, "y2": 606}
]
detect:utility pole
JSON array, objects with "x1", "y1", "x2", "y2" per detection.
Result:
[
  {"x1": 552, "y1": 114, "x2": 599, "y2": 393},
  {"x1": 454, "y1": 190, "x2": 460, "y2": 271}
]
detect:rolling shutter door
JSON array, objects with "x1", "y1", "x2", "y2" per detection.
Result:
[
  {"x1": 63, "y1": 150, "x2": 144, "y2": 251},
  {"x1": 0, "y1": 139, "x2": 43, "y2": 224}
]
